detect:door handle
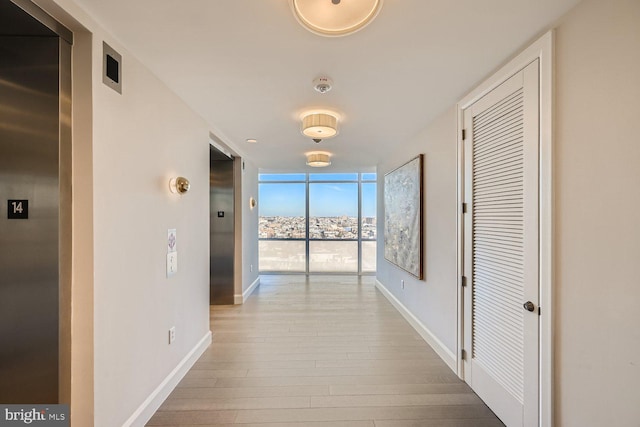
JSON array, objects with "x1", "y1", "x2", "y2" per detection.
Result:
[{"x1": 523, "y1": 301, "x2": 535, "y2": 312}]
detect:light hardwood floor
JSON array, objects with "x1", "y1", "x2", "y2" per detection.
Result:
[{"x1": 147, "y1": 275, "x2": 503, "y2": 427}]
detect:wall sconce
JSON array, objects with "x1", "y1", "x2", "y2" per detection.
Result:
[{"x1": 169, "y1": 176, "x2": 190, "y2": 194}]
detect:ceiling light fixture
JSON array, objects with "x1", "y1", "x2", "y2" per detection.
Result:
[
  {"x1": 301, "y1": 112, "x2": 338, "y2": 139},
  {"x1": 290, "y1": 0, "x2": 383, "y2": 37},
  {"x1": 306, "y1": 152, "x2": 332, "y2": 167},
  {"x1": 246, "y1": 138, "x2": 257, "y2": 144}
]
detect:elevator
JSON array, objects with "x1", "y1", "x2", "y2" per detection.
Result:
[
  {"x1": 209, "y1": 146, "x2": 235, "y2": 305},
  {"x1": 0, "y1": 1, "x2": 72, "y2": 403}
]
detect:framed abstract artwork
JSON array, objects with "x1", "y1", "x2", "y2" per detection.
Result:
[{"x1": 383, "y1": 154, "x2": 424, "y2": 279}]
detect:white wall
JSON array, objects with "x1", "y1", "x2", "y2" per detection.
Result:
[
  {"x1": 376, "y1": 106, "x2": 458, "y2": 363},
  {"x1": 554, "y1": 0, "x2": 640, "y2": 425},
  {"x1": 92, "y1": 37, "x2": 211, "y2": 427},
  {"x1": 36, "y1": 0, "x2": 212, "y2": 425},
  {"x1": 233, "y1": 155, "x2": 260, "y2": 303},
  {"x1": 69, "y1": 29, "x2": 95, "y2": 426},
  {"x1": 241, "y1": 158, "x2": 260, "y2": 295}
]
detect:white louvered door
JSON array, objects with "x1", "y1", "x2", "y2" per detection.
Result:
[{"x1": 463, "y1": 60, "x2": 539, "y2": 427}]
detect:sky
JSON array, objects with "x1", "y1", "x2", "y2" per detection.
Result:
[{"x1": 258, "y1": 175, "x2": 377, "y2": 218}]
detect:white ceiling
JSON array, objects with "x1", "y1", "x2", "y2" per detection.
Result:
[{"x1": 73, "y1": 0, "x2": 580, "y2": 172}]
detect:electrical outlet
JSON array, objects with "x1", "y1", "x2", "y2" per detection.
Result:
[
  {"x1": 401, "y1": 280, "x2": 405, "y2": 289},
  {"x1": 169, "y1": 327, "x2": 176, "y2": 344}
]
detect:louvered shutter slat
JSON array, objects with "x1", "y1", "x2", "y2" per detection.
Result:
[{"x1": 472, "y1": 87, "x2": 526, "y2": 404}]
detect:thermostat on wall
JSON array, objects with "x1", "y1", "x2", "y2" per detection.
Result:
[{"x1": 102, "y1": 42, "x2": 122, "y2": 94}]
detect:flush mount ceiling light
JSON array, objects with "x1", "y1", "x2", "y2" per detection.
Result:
[
  {"x1": 306, "y1": 152, "x2": 332, "y2": 167},
  {"x1": 290, "y1": 0, "x2": 383, "y2": 37},
  {"x1": 301, "y1": 112, "x2": 338, "y2": 140}
]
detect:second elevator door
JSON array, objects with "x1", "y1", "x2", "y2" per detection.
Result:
[{"x1": 210, "y1": 147, "x2": 235, "y2": 305}]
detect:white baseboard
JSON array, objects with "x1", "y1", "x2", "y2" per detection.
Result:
[
  {"x1": 375, "y1": 279, "x2": 457, "y2": 373},
  {"x1": 123, "y1": 331, "x2": 212, "y2": 427},
  {"x1": 234, "y1": 277, "x2": 260, "y2": 304}
]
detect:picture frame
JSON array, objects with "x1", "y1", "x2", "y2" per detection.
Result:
[{"x1": 383, "y1": 154, "x2": 424, "y2": 279}]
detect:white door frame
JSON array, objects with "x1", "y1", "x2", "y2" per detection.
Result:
[{"x1": 456, "y1": 31, "x2": 554, "y2": 426}]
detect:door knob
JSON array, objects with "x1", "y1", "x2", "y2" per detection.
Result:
[{"x1": 523, "y1": 301, "x2": 535, "y2": 312}]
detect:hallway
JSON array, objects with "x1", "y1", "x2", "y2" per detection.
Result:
[{"x1": 147, "y1": 276, "x2": 503, "y2": 426}]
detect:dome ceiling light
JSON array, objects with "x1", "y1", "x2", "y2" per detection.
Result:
[
  {"x1": 306, "y1": 152, "x2": 332, "y2": 167},
  {"x1": 290, "y1": 0, "x2": 383, "y2": 37},
  {"x1": 301, "y1": 112, "x2": 338, "y2": 140}
]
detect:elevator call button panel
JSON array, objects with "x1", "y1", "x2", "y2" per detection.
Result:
[{"x1": 7, "y1": 200, "x2": 28, "y2": 219}]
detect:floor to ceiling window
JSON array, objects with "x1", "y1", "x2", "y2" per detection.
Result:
[
  {"x1": 361, "y1": 173, "x2": 377, "y2": 273},
  {"x1": 259, "y1": 173, "x2": 377, "y2": 274},
  {"x1": 258, "y1": 174, "x2": 306, "y2": 273}
]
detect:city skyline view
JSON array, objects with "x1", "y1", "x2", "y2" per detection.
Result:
[
  {"x1": 258, "y1": 176, "x2": 377, "y2": 218},
  {"x1": 259, "y1": 216, "x2": 377, "y2": 240}
]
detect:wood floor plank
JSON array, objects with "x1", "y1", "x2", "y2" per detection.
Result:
[
  {"x1": 146, "y1": 275, "x2": 503, "y2": 426},
  {"x1": 212, "y1": 373, "x2": 462, "y2": 388},
  {"x1": 245, "y1": 365, "x2": 455, "y2": 378},
  {"x1": 157, "y1": 396, "x2": 310, "y2": 411},
  {"x1": 196, "y1": 352, "x2": 349, "y2": 362},
  {"x1": 314, "y1": 359, "x2": 450, "y2": 369},
  {"x1": 234, "y1": 405, "x2": 498, "y2": 423},
  {"x1": 170, "y1": 385, "x2": 329, "y2": 399},
  {"x1": 183, "y1": 369, "x2": 248, "y2": 379},
  {"x1": 310, "y1": 393, "x2": 483, "y2": 408},
  {"x1": 329, "y1": 383, "x2": 472, "y2": 396},
  {"x1": 374, "y1": 420, "x2": 505, "y2": 427},
  {"x1": 146, "y1": 410, "x2": 237, "y2": 425},
  {"x1": 346, "y1": 351, "x2": 441, "y2": 360},
  {"x1": 193, "y1": 360, "x2": 316, "y2": 370},
  {"x1": 171, "y1": 423, "x2": 375, "y2": 427}
]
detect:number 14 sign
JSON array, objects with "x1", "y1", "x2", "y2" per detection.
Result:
[{"x1": 7, "y1": 200, "x2": 29, "y2": 219}]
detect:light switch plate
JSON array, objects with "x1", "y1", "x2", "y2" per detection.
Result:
[{"x1": 167, "y1": 252, "x2": 178, "y2": 277}]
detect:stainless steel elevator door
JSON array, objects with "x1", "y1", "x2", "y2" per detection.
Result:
[
  {"x1": 0, "y1": 36, "x2": 60, "y2": 403},
  {"x1": 210, "y1": 148, "x2": 235, "y2": 305}
]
